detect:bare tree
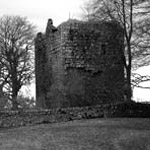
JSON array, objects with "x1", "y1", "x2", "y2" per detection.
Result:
[{"x1": 0, "y1": 15, "x2": 35, "y2": 109}]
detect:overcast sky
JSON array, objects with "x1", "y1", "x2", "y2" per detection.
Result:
[{"x1": 0, "y1": 0, "x2": 85, "y2": 32}]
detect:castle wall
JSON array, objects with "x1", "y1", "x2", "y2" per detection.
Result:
[
  {"x1": 35, "y1": 33, "x2": 47, "y2": 108},
  {"x1": 35, "y1": 19, "x2": 124, "y2": 109},
  {"x1": 62, "y1": 21, "x2": 124, "y2": 107}
]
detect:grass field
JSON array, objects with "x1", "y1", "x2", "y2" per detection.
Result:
[{"x1": 0, "y1": 118, "x2": 150, "y2": 150}]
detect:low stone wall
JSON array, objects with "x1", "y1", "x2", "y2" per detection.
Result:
[
  {"x1": 104, "y1": 101, "x2": 150, "y2": 118},
  {"x1": 0, "y1": 102, "x2": 150, "y2": 128},
  {"x1": 0, "y1": 105, "x2": 104, "y2": 128}
]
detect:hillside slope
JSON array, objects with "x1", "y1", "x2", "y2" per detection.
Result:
[{"x1": 0, "y1": 118, "x2": 150, "y2": 150}]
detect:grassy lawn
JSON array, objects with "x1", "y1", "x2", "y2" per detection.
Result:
[{"x1": 0, "y1": 118, "x2": 150, "y2": 150}]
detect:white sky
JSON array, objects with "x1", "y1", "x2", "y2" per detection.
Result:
[
  {"x1": 133, "y1": 66, "x2": 150, "y2": 102},
  {"x1": 0, "y1": 0, "x2": 149, "y2": 102},
  {"x1": 0, "y1": 0, "x2": 85, "y2": 31}
]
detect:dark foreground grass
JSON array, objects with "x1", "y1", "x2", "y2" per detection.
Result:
[{"x1": 0, "y1": 118, "x2": 150, "y2": 150}]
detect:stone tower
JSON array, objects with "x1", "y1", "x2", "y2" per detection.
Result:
[{"x1": 35, "y1": 19, "x2": 124, "y2": 109}]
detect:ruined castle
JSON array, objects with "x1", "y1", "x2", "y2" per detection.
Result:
[{"x1": 35, "y1": 19, "x2": 124, "y2": 109}]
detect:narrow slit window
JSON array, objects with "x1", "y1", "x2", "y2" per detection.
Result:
[{"x1": 101, "y1": 44, "x2": 106, "y2": 55}]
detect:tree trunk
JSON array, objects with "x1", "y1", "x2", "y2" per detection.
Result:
[
  {"x1": 12, "y1": 94, "x2": 19, "y2": 110},
  {"x1": 125, "y1": 67, "x2": 132, "y2": 101},
  {"x1": 11, "y1": 77, "x2": 19, "y2": 110},
  {"x1": 11, "y1": 65, "x2": 20, "y2": 110},
  {"x1": 125, "y1": 36, "x2": 132, "y2": 101},
  {"x1": 0, "y1": 85, "x2": 7, "y2": 110}
]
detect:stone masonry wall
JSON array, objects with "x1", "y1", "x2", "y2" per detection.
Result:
[
  {"x1": 35, "y1": 33, "x2": 47, "y2": 108},
  {"x1": 35, "y1": 19, "x2": 124, "y2": 109}
]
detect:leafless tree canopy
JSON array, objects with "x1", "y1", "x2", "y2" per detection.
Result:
[{"x1": 0, "y1": 15, "x2": 35, "y2": 109}]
